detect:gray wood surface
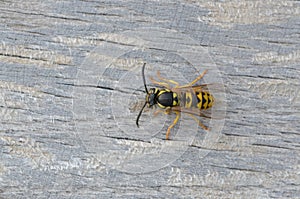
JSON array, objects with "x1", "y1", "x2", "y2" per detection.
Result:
[{"x1": 0, "y1": 1, "x2": 299, "y2": 198}]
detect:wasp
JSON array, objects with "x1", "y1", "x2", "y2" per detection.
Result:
[{"x1": 136, "y1": 63, "x2": 215, "y2": 140}]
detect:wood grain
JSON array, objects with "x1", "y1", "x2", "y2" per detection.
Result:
[{"x1": 0, "y1": 1, "x2": 299, "y2": 198}]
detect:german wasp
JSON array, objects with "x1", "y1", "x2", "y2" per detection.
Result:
[{"x1": 136, "y1": 63, "x2": 215, "y2": 140}]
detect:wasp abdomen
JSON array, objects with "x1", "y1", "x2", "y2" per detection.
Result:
[{"x1": 180, "y1": 91, "x2": 214, "y2": 110}]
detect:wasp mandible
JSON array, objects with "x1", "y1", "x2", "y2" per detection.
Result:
[{"x1": 136, "y1": 63, "x2": 214, "y2": 140}]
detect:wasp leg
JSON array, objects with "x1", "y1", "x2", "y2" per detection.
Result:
[
  {"x1": 187, "y1": 113, "x2": 210, "y2": 131},
  {"x1": 166, "y1": 111, "x2": 180, "y2": 140},
  {"x1": 153, "y1": 109, "x2": 166, "y2": 117},
  {"x1": 156, "y1": 71, "x2": 180, "y2": 87},
  {"x1": 149, "y1": 76, "x2": 171, "y2": 89},
  {"x1": 154, "y1": 107, "x2": 172, "y2": 117},
  {"x1": 150, "y1": 70, "x2": 180, "y2": 89},
  {"x1": 153, "y1": 108, "x2": 177, "y2": 140},
  {"x1": 177, "y1": 69, "x2": 208, "y2": 88}
]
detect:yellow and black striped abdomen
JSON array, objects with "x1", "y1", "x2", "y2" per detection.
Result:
[{"x1": 179, "y1": 91, "x2": 214, "y2": 109}]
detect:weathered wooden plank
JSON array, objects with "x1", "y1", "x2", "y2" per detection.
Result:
[{"x1": 0, "y1": 0, "x2": 299, "y2": 198}]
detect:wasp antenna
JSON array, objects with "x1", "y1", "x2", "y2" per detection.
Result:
[
  {"x1": 142, "y1": 63, "x2": 148, "y2": 94},
  {"x1": 136, "y1": 101, "x2": 148, "y2": 127}
]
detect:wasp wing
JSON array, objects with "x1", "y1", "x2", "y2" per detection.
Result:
[
  {"x1": 171, "y1": 83, "x2": 224, "y2": 93},
  {"x1": 170, "y1": 106, "x2": 212, "y2": 118},
  {"x1": 171, "y1": 106, "x2": 225, "y2": 120}
]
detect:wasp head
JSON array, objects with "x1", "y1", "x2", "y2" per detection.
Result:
[{"x1": 146, "y1": 88, "x2": 159, "y2": 107}]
